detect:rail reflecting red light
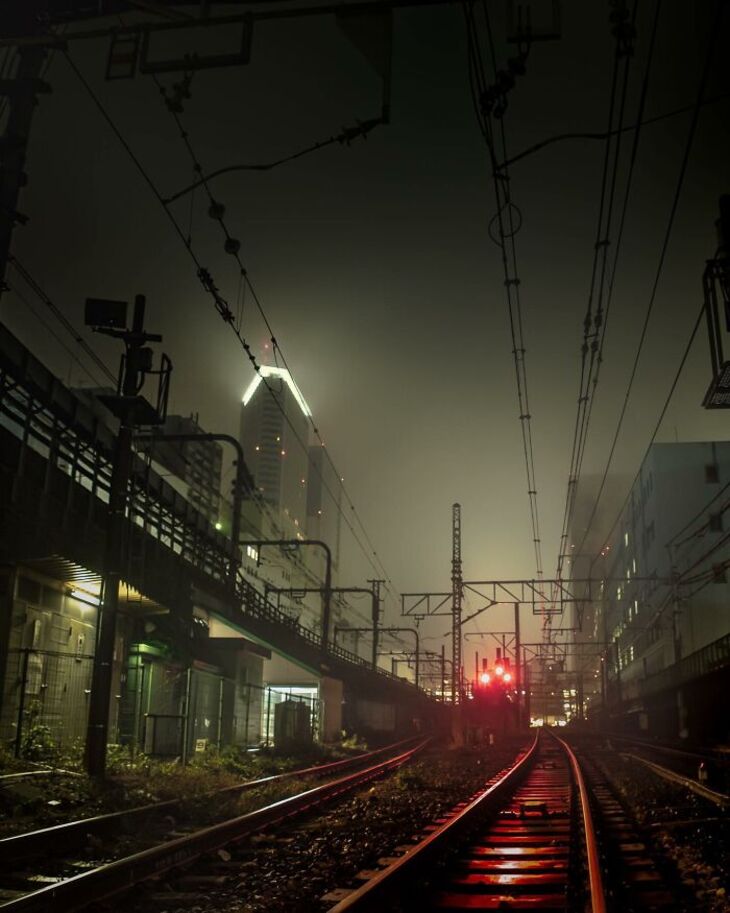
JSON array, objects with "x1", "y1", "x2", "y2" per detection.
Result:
[
  {"x1": 550, "y1": 732, "x2": 607, "y2": 913},
  {"x1": 328, "y1": 728, "x2": 608, "y2": 912},
  {"x1": 327, "y1": 733, "x2": 541, "y2": 912}
]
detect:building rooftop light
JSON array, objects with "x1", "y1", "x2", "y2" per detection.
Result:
[{"x1": 242, "y1": 365, "x2": 312, "y2": 416}]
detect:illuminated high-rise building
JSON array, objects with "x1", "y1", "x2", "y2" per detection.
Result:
[
  {"x1": 239, "y1": 366, "x2": 311, "y2": 539},
  {"x1": 307, "y1": 444, "x2": 341, "y2": 576}
]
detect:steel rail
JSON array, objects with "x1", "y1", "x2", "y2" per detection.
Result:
[
  {"x1": 550, "y1": 732, "x2": 607, "y2": 913},
  {"x1": 327, "y1": 731, "x2": 540, "y2": 912},
  {"x1": 0, "y1": 767, "x2": 82, "y2": 783},
  {"x1": 619, "y1": 752, "x2": 730, "y2": 808},
  {"x1": 0, "y1": 736, "x2": 421, "y2": 867},
  {"x1": 328, "y1": 729, "x2": 611, "y2": 912},
  {"x1": 0, "y1": 739, "x2": 429, "y2": 913},
  {"x1": 605, "y1": 731, "x2": 728, "y2": 764}
]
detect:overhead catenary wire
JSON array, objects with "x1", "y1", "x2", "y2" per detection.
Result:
[
  {"x1": 462, "y1": 1, "x2": 545, "y2": 584},
  {"x1": 148, "y1": 71, "x2": 399, "y2": 598},
  {"x1": 667, "y1": 478, "x2": 730, "y2": 549},
  {"x1": 575, "y1": 0, "x2": 724, "y2": 572},
  {"x1": 62, "y1": 49, "x2": 395, "y2": 596},
  {"x1": 603, "y1": 522, "x2": 730, "y2": 666},
  {"x1": 585, "y1": 296, "x2": 706, "y2": 590},
  {"x1": 7, "y1": 255, "x2": 118, "y2": 386},
  {"x1": 557, "y1": 1, "x2": 645, "y2": 583},
  {"x1": 6, "y1": 281, "x2": 110, "y2": 388},
  {"x1": 568, "y1": 0, "x2": 663, "y2": 514},
  {"x1": 498, "y1": 91, "x2": 730, "y2": 171}
]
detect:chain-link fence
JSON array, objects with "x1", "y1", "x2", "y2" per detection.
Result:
[
  {"x1": 1, "y1": 648, "x2": 322, "y2": 761},
  {"x1": 0, "y1": 648, "x2": 95, "y2": 758}
]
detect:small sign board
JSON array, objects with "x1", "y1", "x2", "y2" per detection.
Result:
[{"x1": 194, "y1": 738, "x2": 208, "y2": 754}]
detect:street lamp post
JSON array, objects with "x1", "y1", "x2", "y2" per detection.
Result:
[
  {"x1": 136, "y1": 431, "x2": 252, "y2": 579},
  {"x1": 341, "y1": 626, "x2": 420, "y2": 687},
  {"x1": 244, "y1": 539, "x2": 332, "y2": 649}
]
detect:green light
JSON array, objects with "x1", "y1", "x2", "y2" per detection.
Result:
[{"x1": 215, "y1": 521, "x2": 222, "y2": 531}]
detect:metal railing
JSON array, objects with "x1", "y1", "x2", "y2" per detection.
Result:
[
  {"x1": 0, "y1": 323, "x2": 408, "y2": 690},
  {"x1": 0, "y1": 322, "x2": 237, "y2": 589}
]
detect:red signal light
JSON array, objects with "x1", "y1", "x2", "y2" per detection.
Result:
[
  {"x1": 479, "y1": 672, "x2": 491, "y2": 685},
  {"x1": 503, "y1": 671, "x2": 512, "y2": 683},
  {"x1": 495, "y1": 664, "x2": 504, "y2": 677}
]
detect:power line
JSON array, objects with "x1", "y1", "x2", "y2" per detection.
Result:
[
  {"x1": 569, "y1": 0, "x2": 663, "y2": 518},
  {"x1": 587, "y1": 296, "x2": 706, "y2": 581},
  {"x1": 148, "y1": 70, "x2": 399, "y2": 597},
  {"x1": 5, "y1": 281, "x2": 108, "y2": 388},
  {"x1": 462, "y1": 2, "x2": 545, "y2": 584},
  {"x1": 557, "y1": 1, "x2": 647, "y2": 582},
  {"x1": 499, "y1": 91, "x2": 730, "y2": 170},
  {"x1": 7, "y1": 255, "x2": 118, "y2": 385},
  {"x1": 163, "y1": 118, "x2": 385, "y2": 204},
  {"x1": 63, "y1": 49, "x2": 395, "y2": 594},
  {"x1": 667, "y1": 478, "x2": 730, "y2": 549},
  {"x1": 576, "y1": 0, "x2": 724, "y2": 566}
]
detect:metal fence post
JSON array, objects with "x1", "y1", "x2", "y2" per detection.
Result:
[
  {"x1": 243, "y1": 683, "x2": 251, "y2": 749},
  {"x1": 217, "y1": 677, "x2": 224, "y2": 751},
  {"x1": 181, "y1": 667, "x2": 192, "y2": 765},
  {"x1": 265, "y1": 686, "x2": 272, "y2": 748},
  {"x1": 14, "y1": 648, "x2": 30, "y2": 758}
]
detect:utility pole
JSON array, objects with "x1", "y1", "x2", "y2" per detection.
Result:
[
  {"x1": 84, "y1": 294, "x2": 170, "y2": 777},
  {"x1": 451, "y1": 503, "x2": 462, "y2": 703},
  {"x1": 514, "y1": 602, "x2": 521, "y2": 729},
  {"x1": 367, "y1": 578, "x2": 385, "y2": 670},
  {"x1": 440, "y1": 643, "x2": 446, "y2": 701}
]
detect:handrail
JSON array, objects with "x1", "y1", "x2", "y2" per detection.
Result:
[{"x1": 0, "y1": 325, "x2": 408, "y2": 687}]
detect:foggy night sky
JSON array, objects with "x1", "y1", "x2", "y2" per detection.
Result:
[{"x1": 3, "y1": 1, "x2": 730, "y2": 647}]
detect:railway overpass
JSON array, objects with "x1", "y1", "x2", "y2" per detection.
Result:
[{"x1": 0, "y1": 323, "x2": 437, "y2": 755}]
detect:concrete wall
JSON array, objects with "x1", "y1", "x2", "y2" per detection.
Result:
[{"x1": 319, "y1": 676, "x2": 343, "y2": 741}]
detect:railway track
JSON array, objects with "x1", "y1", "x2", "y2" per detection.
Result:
[
  {"x1": 0, "y1": 736, "x2": 420, "y2": 867},
  {"x1": 326, "y1": 728, "x2": 685, "y2": 912},
  {"x1": 0, "y1": 737, "x2": 427, "y2": 912},
  {"x1": 599, "y1": 732, "x2": 730, "y2": 796}
]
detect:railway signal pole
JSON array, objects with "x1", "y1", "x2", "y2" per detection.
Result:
[
  {"x1": 84, "y1": 294, "x2": 170, "y2": 777},
  {"x1": 451, "y1": 503, "x2": 463, "y2": 703},
  {"x1": 367, "y1": 578, "x2": 385, "y2": 670}
]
